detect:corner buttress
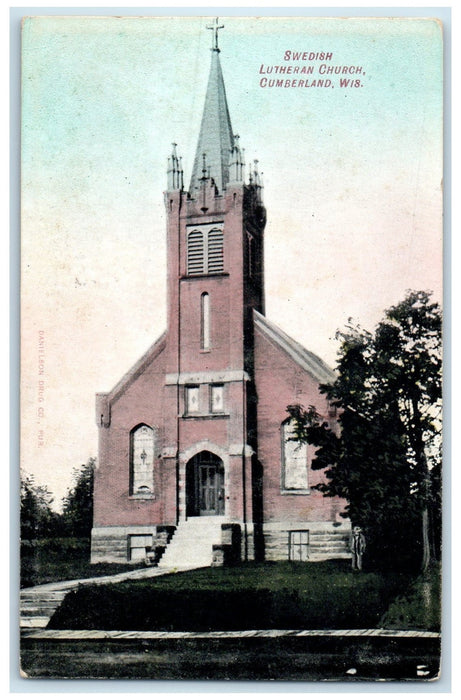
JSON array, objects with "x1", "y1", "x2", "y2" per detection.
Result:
[{"x1": 96, "y1": 393, "x2": 111, "y2": 428}]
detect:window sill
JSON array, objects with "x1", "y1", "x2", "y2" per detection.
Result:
[
  {"x1": 280, "y1": 489, "x2": 311, "y2": 496},
  {"x1": 181, "y1": 412, "x2": 230, "y2": 420},
  {"x1": 129, "y1": 494, "x2": 156, "y2": 501},
  {"x1": 180, "y1": 272, "x2": 229, "y2": 280}
]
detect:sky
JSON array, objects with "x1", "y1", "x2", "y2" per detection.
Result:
[{"x1": 20, "y1": 15, "x2": 443, "y2": 507}]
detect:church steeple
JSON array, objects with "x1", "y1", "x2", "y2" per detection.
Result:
[{"x1": 189, "y1": 20, "x2": 235, "y2": 196}]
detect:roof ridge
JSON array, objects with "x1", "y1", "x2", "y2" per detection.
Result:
[
  {"x1": 254, "y1": 310, "x2": 336, "y2": 384},
  {"x1": 107, "y1": 331, "x2": 167, "y2": 404}
]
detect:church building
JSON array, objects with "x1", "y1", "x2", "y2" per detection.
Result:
[{"x1": 91, "y1": 23, "x2": 351, "y2": 567}]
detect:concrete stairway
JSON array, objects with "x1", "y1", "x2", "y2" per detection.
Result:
[
  {"x1": 20, "y1": 588, "x2": 68, "y2": 628},
  {"x1": 158, "y1": 516, "x2": 226, "y2": 570}
]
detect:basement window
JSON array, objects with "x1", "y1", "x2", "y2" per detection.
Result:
[
  {"x1": 129, "y1": 534, "x2": 153, "y2": 562},
  {"x1": 288, "y1": 530, "x2": 310, "y2": 562}
]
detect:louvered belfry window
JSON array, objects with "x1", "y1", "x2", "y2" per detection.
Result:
[
  {"x1": 187, "y1": 224, "x2": 224, "y2": 275},
  {"x1": 207, "y1": 229, "x2": 224, "y2": 273},
  {"x1": 187, "y1": 230, "x2": 204, "y2": 274}
]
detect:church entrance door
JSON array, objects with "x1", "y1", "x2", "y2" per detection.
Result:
[
  {"x1": 186, "y1": 451, "x2": 225, "y2": 517},
  {"x1": 199, "y1": 463, "x2": 224, "y2": 515}
]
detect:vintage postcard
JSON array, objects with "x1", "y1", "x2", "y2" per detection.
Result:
[{"x1": 20, "y1": 15, "x2": 443, "y2": 681}]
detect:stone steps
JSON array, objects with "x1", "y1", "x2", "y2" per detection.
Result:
[
  {"x1": 20, "y1": 590, "x2": 68, "y2": 628},
  {"x1": 158, "y1": 517, "x2": 226, "y2": 569},
  {"x1": 20, "y1": 616, "x2": 51, "y2": 629}
]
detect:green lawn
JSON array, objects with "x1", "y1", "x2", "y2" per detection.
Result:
[
  {"x1": 23, "y1": 542, "x2": 440, "y2": 633},
  {"x1": 49, "y1": 560, "x2": 428, "y2": 632},
  {"x1": 20, "y1": 538, "x2": 145, "y2": 588},
  {"x1": 379, "y1": 565, "x2": 441, "y2": 631}
]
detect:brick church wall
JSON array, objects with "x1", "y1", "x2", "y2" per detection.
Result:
[
  {"x1": 254, "y1": 324, "x2": 349, "y2": 538},
  {"x1": 93, "y1": 340, "x2": 177, "y2": 530}
]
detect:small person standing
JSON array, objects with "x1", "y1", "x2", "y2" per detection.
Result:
[{"x1": 351, "y1": 526, "x2": 366, "y2": 570}]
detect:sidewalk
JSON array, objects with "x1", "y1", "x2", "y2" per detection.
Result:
[
  {"x1": 20, "y1": 628, "x2": 441, "y2": 681},
  {"x1": 22, "y1": 627, "x2": 440, "y2": 640},
  {"x1": 20, "y1": 564, "x2": 200, "y2": 628}
]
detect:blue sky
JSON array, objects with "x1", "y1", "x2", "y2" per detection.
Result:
[{"x1": 21, "y1": 15, "x2": 443, "y2": 503}]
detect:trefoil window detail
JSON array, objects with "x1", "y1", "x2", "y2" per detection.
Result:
[
  {"x1": 210, "y1": 384, "x2": 224, "y2": 413},
  {"x1": 185, "y1": 385, "x2": 200, "y2": 414}
]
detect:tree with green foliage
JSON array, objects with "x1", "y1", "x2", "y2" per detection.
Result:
[
  {"x1": 61, "y1": 458, "x2": 95, "y2": 538},
  {"x1": 288, "y1": 291, "x2": 442, "y2": 572},
  {"x1": 20, "y1": 472, "x2": 61, "y2": 540}
]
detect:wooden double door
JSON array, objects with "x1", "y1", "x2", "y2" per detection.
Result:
[{"x1": 186, "y1": 451, "x2": 225, "y2": 517}]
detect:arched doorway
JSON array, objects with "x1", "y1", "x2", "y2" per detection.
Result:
[{"x1": 186, "y1": 451, "x2": 225, "y2": 517}]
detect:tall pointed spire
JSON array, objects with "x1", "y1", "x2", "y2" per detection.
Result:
[{"x1": 189, "y1": 21, "x2": 235, "y2": 196}]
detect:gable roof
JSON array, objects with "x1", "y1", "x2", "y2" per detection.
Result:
[
  {"x1": 253, "y1": 310, "x2": 336, "y2": 385},
  {"x1": 106, "y1": 331, "x2": 167, "y2": 404}
]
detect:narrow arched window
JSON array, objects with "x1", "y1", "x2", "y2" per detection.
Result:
[
  {"x1": 247, "y1": 233, "x2": 254, "y2": 278},
  {"x1": 201, "y1": 292, "x2": 210, "y2": 350},
  {"x1": 130, "y1": 424, "x2": 155, "y2": 495},
  {"x1": 281, "y1": 419, "x2": 308, "y2": 491}
]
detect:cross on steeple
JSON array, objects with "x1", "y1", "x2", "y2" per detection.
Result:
[
  {"x1": 207, "y1": 17, "x2": 224, "y2": 51},
  {"x1": 188, "y1": 17, "x2": 235, "y2": 194}
]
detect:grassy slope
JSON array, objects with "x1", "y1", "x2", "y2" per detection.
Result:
[
  {"x1": 49, "y1": 560, "x2": 419, "y2": 631},
  {"x1": 379, "y1": 564, "x2": 441, "y2": 631},
  {"x1": 21, "y1": 538, "x2": 145, "y2": 588}
]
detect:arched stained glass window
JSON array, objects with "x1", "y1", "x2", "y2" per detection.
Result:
[
  {"x1": 281, "y1": 419, "x2": 308, "y2": 491},
  {"x1": 130, "y1": 424, "x2": 155, "y2": 495}
]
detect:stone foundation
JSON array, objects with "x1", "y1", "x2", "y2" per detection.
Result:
[
  {"x1": 263, "y1": 520, "x2": 351, "y2": 562},
  {"x1": 91, "y1": 525, "x2": 176, "y2": 564},
  {"x1": 212, "y1": 524, "x2": 242, "y2": 566},
  {"x1": 91, "y1": 520, "x2": 350, "y2": 565}
]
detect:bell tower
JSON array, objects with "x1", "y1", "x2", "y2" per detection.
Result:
[
  {"x1": 164, "y1": 22, "x2": 266, "y2": 371},
  {"x1": 162, "y1": 20, "x2": 266, "y2": 541}
]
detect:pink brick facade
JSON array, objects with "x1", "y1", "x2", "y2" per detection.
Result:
[
  {"x1": 254, "y1": 320, "x2": 345, "y2": 523},
  {"x1": 91, "y1": 40, "x2": 350, "y2": 565}
]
